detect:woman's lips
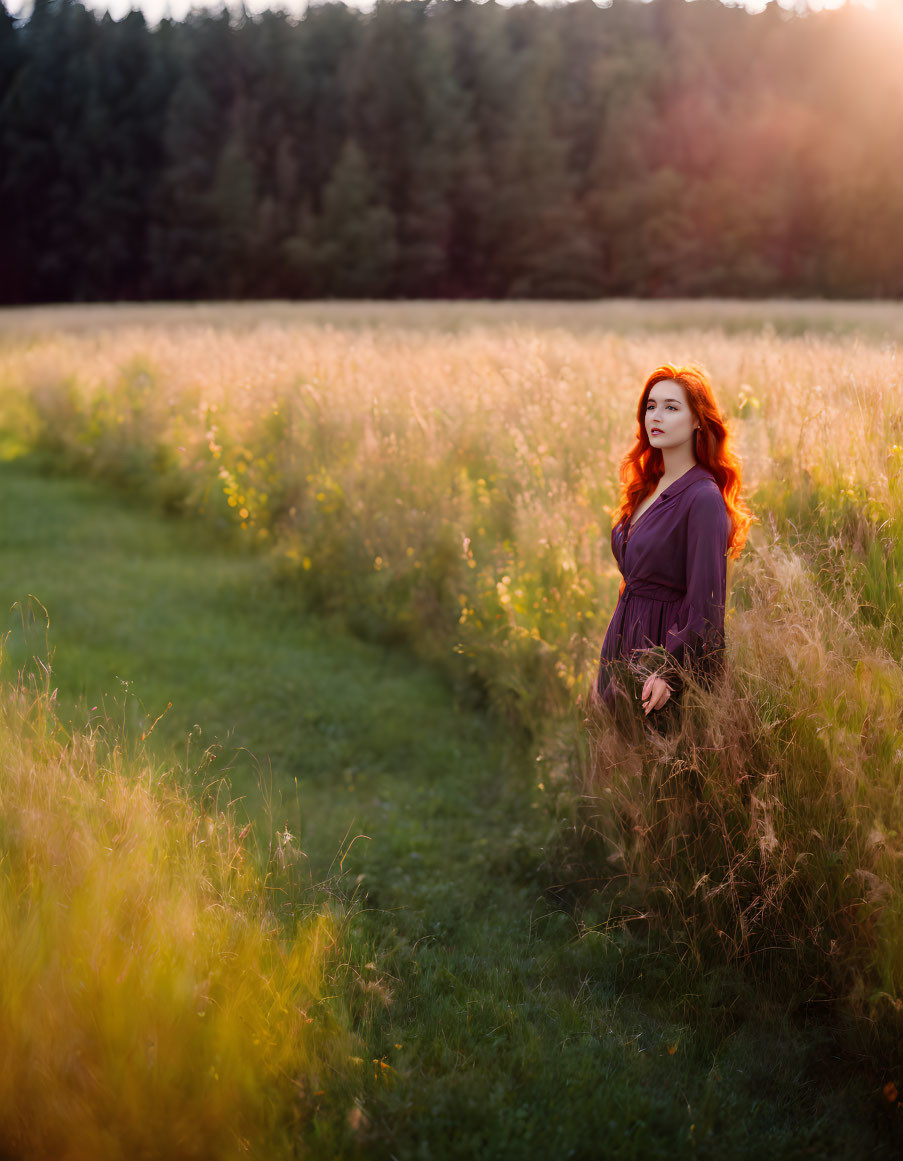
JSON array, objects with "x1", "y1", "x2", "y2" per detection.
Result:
[{"x1": 651, "y1": 428, "x2": 663, "y2": 435}]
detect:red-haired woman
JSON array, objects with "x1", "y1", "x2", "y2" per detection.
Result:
[{"x1": 592, "y1": 363, "x2": 754, "y2": 734}]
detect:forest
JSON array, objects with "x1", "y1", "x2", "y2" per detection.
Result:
[{"x1": 1, "y1": 0, "x2": 902, "y2": 303}]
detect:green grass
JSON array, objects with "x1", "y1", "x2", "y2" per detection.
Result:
[
  {"x1": 0, "y1": 455, "x2": 513, "y2": 886},
  {"x1": 0, "y1": 454, "x2": 898, "y2": 1160}
]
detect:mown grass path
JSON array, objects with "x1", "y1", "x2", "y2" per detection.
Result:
[{"x1": 0, "y1": 456, "x2": 894, "y2": 1160}]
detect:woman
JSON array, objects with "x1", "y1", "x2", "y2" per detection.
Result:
[{"x1": 592, "y1": 363, "x2": 753, "y2": 735}]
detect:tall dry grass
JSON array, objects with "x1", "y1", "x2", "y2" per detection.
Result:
[
  {"x1": 571, "y1": 527, "x2": 903, "y2": 1045},
  {"x1": 2, "y1": 318, "x2": 900, "y2": 727},
  {"x1": 0, "y1": 622, "x2": 363, "y2": 1160},
  {"x1": 1, "y1": 303, "x2": 902, "y2": 1030},
  {"x1": 2, "y1": 298, "x2": 903, "y2": 341}
]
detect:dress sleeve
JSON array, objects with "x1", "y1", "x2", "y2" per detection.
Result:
[{"x1": 652, "y1": 484, "x2": 730, "y2": 696}]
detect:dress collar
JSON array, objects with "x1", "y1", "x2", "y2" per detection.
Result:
[
  {"x1": 657, "y1": 461, "x2": 714, "y2": 499},
  {"x1": 618, "y1": 462, "x2": 717, "y2": 541}
]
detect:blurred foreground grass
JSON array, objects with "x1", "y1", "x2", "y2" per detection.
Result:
[{"x1": 0, "y1": 607, "x2": 361, "y2": 1159}]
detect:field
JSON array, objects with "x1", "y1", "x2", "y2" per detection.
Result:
[{"x1": 1, "y1": 300, "x2": 902, "y2": 1159}]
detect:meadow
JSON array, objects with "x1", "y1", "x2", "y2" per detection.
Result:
[{"x1": 1, "y1": 299, "x2": 902, "y2": 1158}]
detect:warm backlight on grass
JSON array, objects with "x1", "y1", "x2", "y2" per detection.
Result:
[{"x1": 0, "y1": 639, "x2": 360, "y2": 1159}]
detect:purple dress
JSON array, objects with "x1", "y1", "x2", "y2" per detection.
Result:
[{"x1": 594, "y1": 461, "x2": 730, "y2": 714}]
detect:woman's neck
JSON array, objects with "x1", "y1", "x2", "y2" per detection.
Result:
[{"x1": 659, "y1": 451, "x2": 698, "y2": 484}]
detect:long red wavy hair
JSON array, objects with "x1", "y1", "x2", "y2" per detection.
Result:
[{"x1": 611, "y1": 362, "x2": 755, "y2": 566}]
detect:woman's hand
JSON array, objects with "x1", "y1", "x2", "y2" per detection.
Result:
[{"x1": 641, "y1": 673, "x2": 672, "y2": 715}]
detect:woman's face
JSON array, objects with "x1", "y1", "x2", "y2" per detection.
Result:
[{"x1": 644, "y1": 379, "x2": 697, "y2": 452}]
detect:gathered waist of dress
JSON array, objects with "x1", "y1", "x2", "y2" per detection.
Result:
[{"x1": 619, "y1": 579, "x2": 684, "y2": 603}]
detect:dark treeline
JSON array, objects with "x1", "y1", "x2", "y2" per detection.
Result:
[{"x1": 1, "y1": 0, "x2": 902, "y2": 303}]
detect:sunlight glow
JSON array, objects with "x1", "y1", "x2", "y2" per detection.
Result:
[{"x1": 9, "y1": 0, "x2": 887, "y2": 29}]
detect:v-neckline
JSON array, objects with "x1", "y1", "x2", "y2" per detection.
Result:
[
  {"x1": 625, "y1": 492, "x2": 664, "y2": 543},
  {"x1": 625, "y1": 464, "x2": 698, "y2": 544}
]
